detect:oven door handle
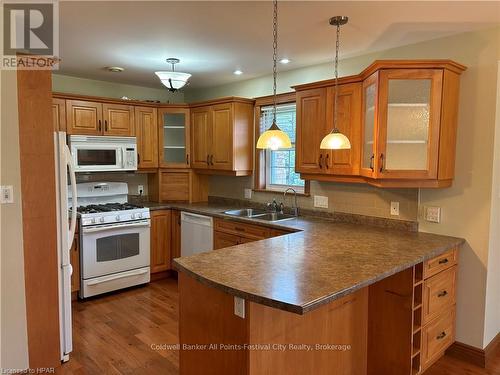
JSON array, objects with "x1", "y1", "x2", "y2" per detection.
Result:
[
  {"x1": 86, "y1": 268, "x2": 149, "y2": 286},
  {"x1": 82, "y1": 220, "x2": 150, "y2": 233}
]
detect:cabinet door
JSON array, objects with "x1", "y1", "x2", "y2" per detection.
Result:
[
  {"x1": 326, "y1": 83, "x2": 362, "y2": 175},
  {"x1": 360, "y1": 72, "x2": 378, "y2": 178},
  {"x1": 70, "y1": 235, "x2": 80, "y2": 293},
  {"x1": 171, "y1": 210, "x2": 181, "y2": 266},
  {"x1": 150, "y1": 210, "x2": 172, "y2": 273},
  {"x1": 376, "y1": 69, "x2": 443, "y2": 179},
  {"x1": 210, "y1": 103, "x2": 233, "y2": 170},
  {"x1": 52, "y1": 98, "x2": 66, "y2": 131},
  {"x1": 66, "y1": 100, "x2": 102, "y2": 135},
  {"x1": 103, "y1": 103, "x2": 135, "y2": 136},
  {"x1": 159, "y1": 108, "x2": 190, "y2": 168},
  {"x1": 191, "y1": 107, "x2": 211, "y2": 169},
  {"x1": 214, "y1": 231, "x2": 240, "y2": 249},
  {"x1": 295, "y1": 88, "x2": 328, "y2": 174},
  {"x1": 135, "y1": 106, "x2": 158, "y2": 169}
]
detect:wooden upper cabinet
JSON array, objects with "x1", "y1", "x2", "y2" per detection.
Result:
[
  {"x1": 327, "y1": 83, "x2": 362, "y2": 175},
  {"x1": 52, "y1": 98, "x2": 66, "y2": 131},
  {"x1": 102, "y1": 103, "x2": 135, "y2": 136},
  {"x1": 296, "y1": 84, "x2": 361, "y2": 176},
  {"x1": 294, "y1": 60, "x2": 466, "y2": 188},
  {"x1": 295, "y1": 87, "x2": 328, "y2": 175},
  {"x1": 190, "y1": 98, "x2": 254, "y2": 176},
  {"x1": 66, "y1": 100, "x2": 103, "y2": 135},
  {"x1": 135, "y1": 106, "x2": 158, "y2": 169},
  {"x1": 211, "y1": 103, "x2": 233, "y2": 170},
  {"x1": 159, "y1": 107, "x2": 190, "y2": 168},
  {"x1": 150, "y1": 210, "x2": 172, "y2": 274},
  {"x1": 191, "y1": 106, "x2": 211, "y2": 169}
]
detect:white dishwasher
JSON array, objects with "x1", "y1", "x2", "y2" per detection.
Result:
[{"x1": 181, "y1": 212, "x2": 214, "y2": 256}]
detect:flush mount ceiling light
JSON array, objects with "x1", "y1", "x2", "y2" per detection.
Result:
[
  {"x1": 320, "y1": 16, "x2": 351, "y2": 150},
  {"x1": 155, "y1": 58, "x2": 191, "y2": 92},
  {"x1": 106, "y1": 66, "x2": 124, "y2": 72},
  {"x1": 256, "y1": 0, "x2": 292, "y2": 151},
  {"x1": 279, "y1": 58, "x2": 290, "y2": 64},
  {"x1": 233, "y1": 69, "x2": 243, "y2": 75}
]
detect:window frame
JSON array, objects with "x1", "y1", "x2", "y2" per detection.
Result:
[{"x1": 254, "y1": 92, "x2": 310, "y2": 195}]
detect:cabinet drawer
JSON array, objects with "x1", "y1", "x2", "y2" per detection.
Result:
[
  {"x1": 214, "y1": 231, "x2": 241, "y2": 250},
  {"x1": 422, "y1": 308, "x2": 455, "y2": 369},
  {"x1": 424, "y1": 248, "x2": 457, "y2": 279},
  {"x1": 214, "y1": 218, "x2": 271, "y2": 239},
  {"x1": 423, "y1": 266, "x2": 456, "y2": 324}
]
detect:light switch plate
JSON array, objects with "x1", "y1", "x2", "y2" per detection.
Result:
[
  {"x1": 314, "y1": 195, "x2": 328, "y2": 209},
  {"x1": 244, "y1": 188, "x2": 252, "y2": 199},
  {"x1": 0, "y1": 186, "x2": 14, "y2": 204},
  {"x1": 234, "y1": 296, "x2": 245, "y2": 318},
  {"x1": 425, "y1": 206, "x2": 441, "y2": 223},
  {"x1": 390, "y1": 201, "x2": 400, "y2": 216}
]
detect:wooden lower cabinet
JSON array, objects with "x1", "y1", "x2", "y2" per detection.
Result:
[
  {"x1": 150, "y1": 210, "x2": 172, "y2": 274},
  {"x1": 70, "y1": 231, "x2": 80, "y2": 294},
  {"x1": 171, "y1": 210, "x2": 181, "y2": 264},
  {"x1": 214, "y1": 231, "x2": 241, "y2": 249},
  {"x1": 148, "y1": 169, "x2": 208, "y2": 203}
]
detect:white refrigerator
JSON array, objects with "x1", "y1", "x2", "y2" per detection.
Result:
[{"x1": 54, "y1": 131, "x2": 77, "y2": 362}]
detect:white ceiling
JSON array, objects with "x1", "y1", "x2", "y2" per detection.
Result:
[{"x1": 58, "y1": 1, "x2": 500, "y2": 89}]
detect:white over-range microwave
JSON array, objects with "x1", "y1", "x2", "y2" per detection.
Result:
[{"x1": 69, "y1": 135, "x2": 137, "y2": 172}]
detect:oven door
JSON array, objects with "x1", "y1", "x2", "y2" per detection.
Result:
[
  {"x1": 71, "y1": 143, "x2": 124, "y2": 172},
  {"x1": 81, "y1": 219, "x2": 150, "y2": 279}
]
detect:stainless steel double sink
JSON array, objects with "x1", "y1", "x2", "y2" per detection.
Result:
[{"x1": 223, "y1": 208, "x2": 296, "y2": 222}]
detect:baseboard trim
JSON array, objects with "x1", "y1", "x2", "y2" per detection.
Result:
[{"x1": 446, "y1": 332, "x2": 500, "y2": 368}]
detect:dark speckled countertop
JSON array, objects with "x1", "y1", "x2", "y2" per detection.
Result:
[{"x1": 139, "y1": 201, "x2": 464, "y2": 315}]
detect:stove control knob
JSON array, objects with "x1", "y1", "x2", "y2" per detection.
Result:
[
  {"x1": 99, "y1": 217, "x2": 105, "y2": 223},
  {"x1": 138, "y1": 213, "x2": 143, "y2": 219},
  {"x1": 130, "y1": 213, "x2": 135, "y2": 220},
  {"x1": 91, "y1": 218, "x2": 96, "y2": 224},
  {"x1": 115, "y1": 215, "x2": 121, "y2": 221}
]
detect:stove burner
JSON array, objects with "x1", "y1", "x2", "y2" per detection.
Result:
[{"x1": 76, "y1": 202, "x2": 144, "y2": 214}]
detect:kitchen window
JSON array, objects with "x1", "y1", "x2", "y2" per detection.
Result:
[{"x1": 255, "y1": 94, "x2": 308, "y2": 194}]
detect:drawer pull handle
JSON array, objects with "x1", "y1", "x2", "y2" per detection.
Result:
[
  {"x1": 234, "y1": 227, "x2": 245, "y2": 231},
  {"x1": 437, "y1": 290, "x2": 448, "y2": 298},
  {"x1": 439, "y1": 258, "x2": 449, "y2": 264},
  {"x1": 436, "y1": 331, "x2": 447, "y2": 340}
]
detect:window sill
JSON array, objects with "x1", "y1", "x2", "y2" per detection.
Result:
[{"x1": 252, "y1": 188, "x2": 310, "y2": 197}]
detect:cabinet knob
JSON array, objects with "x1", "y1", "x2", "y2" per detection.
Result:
[
  {"x1": 319, "y1": 154, "x2": 323, "y2": 169},
  {"x1": 436, "y1": 331, "x2": 447, "y2": 340},
  {"x1": 206, "y1": 154, "x2": 209, "y2": 164},
  {"x1": 437, "y1": 290, "x2": 448, "y2": 298},
  {"x1": 210, "y1": 155, "x2": 214, "y2": 165},
  {"x1": 369, "y1": 154, "x2": 374, "y2": 171},
  {"x1": 98, "y1": 120, "x2": 102, "y2": 132},
  {"x1": 104, "y1": 120, "x2": 108, "y2": 132},
  {"x1": 438, "y1": 258, "x2": 449, "y2": 264},
  {"x1": 325, "y1": 154, "x2": 330, "y2": 169},
  {"x1": 379, "y1": 153, "x2": 384, "y2": 172},
  {"x1": 137, "y1": 153, "x2": 140, "y2": 164},
  {"x1": 186, "y1": 154, "x2": 189, "y2": 165}
]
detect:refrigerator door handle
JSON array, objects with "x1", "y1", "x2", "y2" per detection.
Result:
[{"x1": 66, "y1": 145, "x2": 78, "y2": 250}]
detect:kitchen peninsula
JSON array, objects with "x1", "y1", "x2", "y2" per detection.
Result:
[{"x1": 169, "y1": 203, "x2": 463, "y2": 375}]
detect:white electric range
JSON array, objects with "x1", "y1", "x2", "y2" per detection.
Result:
[{"x1": 71, "y1": 182, "x2": 151, "y2": 298}]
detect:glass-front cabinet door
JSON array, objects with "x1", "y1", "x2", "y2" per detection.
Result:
[
  {"x1": 360, "y1": 72, "x2": 378, "y2": 178},
  {"x1": 159, "y1": 108, "x2": 190, "y2": 168},
  {"x1": 376, "y1": 69, "x2": 442, "y2": 179}
]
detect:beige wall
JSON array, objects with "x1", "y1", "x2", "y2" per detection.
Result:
[
  {"x1": 52, "y1": 74, "x2": 184, "y2": 103},
  {"x1": 0, "y1": 70, "x2": 29, "y2": 369},
  {"x1": 193, "y1": 27, "x2": 500, "y2": 348},
  {"x1": 76, "y1": 172, "x2": 149, "y2": 197}
]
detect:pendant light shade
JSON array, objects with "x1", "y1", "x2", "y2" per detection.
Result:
[
  {"x1": 155, "y1": 58, "x2": 191, "y2": 92},
  {"x1": 320, "y1": 16, "x2": 351, "y2": 150},
  {"x1": 256, "y1": 0, "x2": 292, "y2": 150},
  {"x1": 256, "y1": 122, "x2": 292, "y2": 150},
  {"x1": 320, "y1": 130, "x2": 351, "y2": 149}
]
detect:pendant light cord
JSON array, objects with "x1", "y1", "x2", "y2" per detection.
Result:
[
  {"x1": 333, "y1": 21, "x2": 340, "y2": 133},
  {"x1": 272, "y1": 0, "x2": 278, "y2": 126}
]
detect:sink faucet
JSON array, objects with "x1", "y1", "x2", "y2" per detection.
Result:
[{"x1": 283, "y1": 187, "x2": 299, "y2": 217}]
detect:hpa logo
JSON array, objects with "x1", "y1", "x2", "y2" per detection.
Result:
[{"x1": 3, "y1": 1, "x2": 58, "y2": 56}]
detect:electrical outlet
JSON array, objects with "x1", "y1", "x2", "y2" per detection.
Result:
[
  {"x1": 390, "y1": 201, "x2": 400, "y2": 216},
  {"x1": 137, "y1": 185, "x2": 144, "y2": 195},
  {"x1": 425, "y1": 206, "x2": 441, "y2": 223},
  {"x1": 313, "y1": 195, "x2": 328, "y2": 209},
  {"x1": 0, "y1": 186, "x2": 14, "y2": 204},
  {"x1": 244, "y1": 188, "x2": 252, "y2": 199},
  {"x1": 234, "y1": 296, "x2": 245, "y2": 318}
]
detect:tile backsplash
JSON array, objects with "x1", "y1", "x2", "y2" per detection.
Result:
[{"x1": 208, "y1": 175, "x2": 418, "y2": 221}]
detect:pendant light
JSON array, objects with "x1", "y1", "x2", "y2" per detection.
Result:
[
  {"x1": 256, "y1": 0, "x2": 292, "y2": 150},
  {"x1": 320, "y1": 16, "x2": 351, "y2": 150},
  {"x1": 155, "y1": 58, "x2": 191, "y2": 92}
]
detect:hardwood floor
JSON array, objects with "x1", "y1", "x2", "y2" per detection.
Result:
[{"x1": 58, "y1": 278, "x2": 499, "y2": 375}]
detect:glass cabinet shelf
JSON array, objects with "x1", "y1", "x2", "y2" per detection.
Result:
[{"x1": 159, "y1": 109, "x2": 190, "y2": 168}]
